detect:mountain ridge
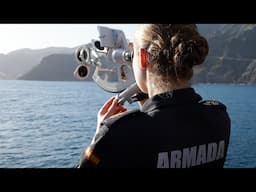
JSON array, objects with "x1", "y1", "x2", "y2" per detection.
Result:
[{"x1": 2, "y1": 24, "x2": 256, "y2": 84}]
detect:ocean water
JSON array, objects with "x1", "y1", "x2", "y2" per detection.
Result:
[{"x1": 0, "y1": 80, "x2": 255, "y2": 168}]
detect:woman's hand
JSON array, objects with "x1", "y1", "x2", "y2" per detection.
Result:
[{"x1": 96, "y1": 96, "x2": 127, "y2": 132}]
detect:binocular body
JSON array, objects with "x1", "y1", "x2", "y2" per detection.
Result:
[
  {"x1": 74, "y1": 26, "x2": 148, "y2": 104},
  {"x1": 74, "y1": 26, "x2": 135, "y2": 93}
]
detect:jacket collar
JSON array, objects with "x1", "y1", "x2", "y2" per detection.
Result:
[{"x1": 141, "y1": 88, "x2": 202, "y2": 113}]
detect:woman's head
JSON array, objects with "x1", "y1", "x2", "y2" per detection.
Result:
[{"x1": 132, "y1": 24, "x2": 209, "y2": 95}]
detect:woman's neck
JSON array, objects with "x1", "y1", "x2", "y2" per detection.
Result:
[{"x1": 147, "y1": 78, "x2": 191, "y2": 98}]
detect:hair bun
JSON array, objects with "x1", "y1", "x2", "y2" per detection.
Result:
[{"x1": 173, "y1": 35, "x2": 208, "y2": 67}]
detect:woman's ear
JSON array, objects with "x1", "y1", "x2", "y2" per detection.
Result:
[{"x1": 140, "y1": 48, "x2": 147, "y2": 70}]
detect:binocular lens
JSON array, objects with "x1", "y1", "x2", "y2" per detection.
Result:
[
  {"x1": 78, "y1": 65, "x2": 88, "y2": 78},
  {"x1": 81, "y1": 49, "x2": 88, "y2": 62}
]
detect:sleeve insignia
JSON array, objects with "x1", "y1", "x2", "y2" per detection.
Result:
[{"x1": 84, "y1": 146, "x2": 100, "y2": 166}]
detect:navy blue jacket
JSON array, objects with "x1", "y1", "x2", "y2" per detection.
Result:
[{"x1": 79, "y1": 88, "x2": 231, "y2": 168}]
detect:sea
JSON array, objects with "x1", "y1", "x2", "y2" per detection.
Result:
[{"x1": 0, "y1": 80, "x2": 255, "y2": 168}]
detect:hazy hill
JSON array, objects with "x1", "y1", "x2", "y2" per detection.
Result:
[
  {"x1": 19, "y1": 54, "x2": 93, "y2": 81},
  {"x1": 193, "y1": 24, "x2": 256, "y2": 83},
  {"x1": 0, "y1": 47, "x2": 75, "y2": 79}
]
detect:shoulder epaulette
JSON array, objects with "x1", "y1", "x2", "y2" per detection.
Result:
[{"x1": 199, "y1": 100, "x2": 227, "y2": 110}]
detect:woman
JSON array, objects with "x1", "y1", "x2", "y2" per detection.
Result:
[{"x1": 78, "y1": 24, "x2": 231, "y2": 168}]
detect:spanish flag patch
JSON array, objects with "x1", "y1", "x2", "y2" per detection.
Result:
[{"x1": 84, "y1": 146, "x2": 100, "y2": 166}]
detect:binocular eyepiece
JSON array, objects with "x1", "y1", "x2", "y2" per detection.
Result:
[{"x1": 111, "y1": 49, "x2": 133, "y2": 64}]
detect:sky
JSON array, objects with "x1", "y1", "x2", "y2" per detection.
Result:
[{"x1": 0, "y1": 24, "x2": 140, "y2": 54}]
